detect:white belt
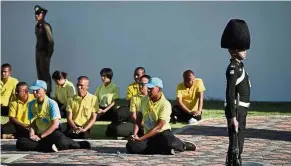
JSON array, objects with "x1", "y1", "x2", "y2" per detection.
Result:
[{"x1": 224, "y1": 100, "x2": 250, "y2": 108}]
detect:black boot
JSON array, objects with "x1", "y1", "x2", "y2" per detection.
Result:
[
  {"x1": 78, "y1": 141, "x2": 91, "y2": 149},
  {"x1": 69, "y1": 141, "x2": 81, "y2": 149},
  {"x1": 239, "y1": 155, "x2": 242, "y2": 166},
  {"x1": 170, "y1": 116, "x2": 177, "y2": 124},
  {"x1": 225, "y1": 152, "x2": 233, "y2": 166}
]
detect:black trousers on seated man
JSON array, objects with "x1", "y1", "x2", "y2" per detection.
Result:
[
  {"x1": 60, "y1": 123, "x2": 90, "y2": 139},
  {"x1": 1, "y1": 122, "x2": 29, "y2": 138},
  {"x1": 115, "y1": 106, "x2": 131, "y2": 123},
  {"x1": 105, "y1": 106, "x2": 142, "y2": 138},
  {"x1": 1, "y1": 106, "x2": 9, "y2": 116},
  {"x1": 126, "y1": 130, "x2": 185, "y2": 155},
  {"x1": 97, "y1": 106, "x2": 118, "y2": 121},
  {"x1": 56, "y1": 101, "x2": 67, "y2": 118},
  {"x1": 171, "y1": 105, "x2": 202, "y2": 122},
  {"x1": 106, "y1": 121, "x2": 134, "y2": 138},
  {"x1": 16, "y1": 130, "x2": 90, "y2": 152},
  {"x1": 98, "y1": 105, "x2": 132, "y2": 122},
  {"x1": 106, "y1": 122, "x2": 144, "y2": 138}
]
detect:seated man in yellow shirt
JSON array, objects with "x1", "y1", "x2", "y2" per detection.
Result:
[
  {"x1": 16, "y1": 80, "x2": 90, "y2": 152},
  {"x1": 126, "y1": 77, "x2": 196, "y2": 155},
  {"x1": 63, "y1": 76, "x2": 98, "y2": 139},
  {"x1": 130, "y1": 74, "x2": 151, "y2": 136},
  {"x1": 52, "y1": 70, "x2": 76, "y2": 118},
  {"x1": 1, "y1": 63, "x2": 19, "y2": 116},
  {"x1": 171, "y1": 70, "x2": 206, "y2": 124},
  {"x1": 95, "y1": 68, "x2": 120, "y2": 121},
  {"x1": 116, "y1": 67, "x2": 146, "y2": 125},
  {"x1": 108, "y1": 67, "x2": 146, "y2": 135},
  {"x1": 1, "y1": 82, "x2": 34, "y2": 139},
  {"x1": 106, "y1": 75, "x2": 151, "y2": 139},
  {"x1": 126, "y1": 67, "x2": 146, "y2": 102}
]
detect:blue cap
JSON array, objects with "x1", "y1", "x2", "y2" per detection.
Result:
[
  {"x1": 30, "y1": 80, "x2": 47, "y2": 90},
  {"x1": 146, "y1": 77, "x2": 163, "y2": 89}
]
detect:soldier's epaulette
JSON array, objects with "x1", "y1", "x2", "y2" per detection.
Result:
[{"x1": 228, "y1": 63, "x2": 237, "y2": 69}]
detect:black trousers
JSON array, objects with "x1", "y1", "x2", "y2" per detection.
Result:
[
  {"x1": 36, "y1": 51, "x2": 52, "y2": 97},
  {"x1": 56, "y1": 101, "x2": 67, "y2": 118},
  {"x1": 225, "y1": 106, "x2": 248, "y2": 164},
  {"x1": 126, "y1": 130, "x2": 185, "y2": 155},
  {"x1": 106, "y1": 121, "x2": 134, "y2": 138},
  {"x1": 97, "y1": 106, "x2": 117, "y2": 121},
  {"x1": 98, "y1": 105, "x2": 130, "y2": 122},
  {"x1": 105, "y1": 106, "x2": 133, "y2": 138},
  {"x1": 1, "y1": 122, "x2": 29, "y2": 138},
  {"x1": 1, "y1": 106, "x2": 9, "y2": 116},
  {"x1": 61, "y1": 123, "x2": 90, "y2": 139},
  {"x1": 171, "y1": 105, "x2": 202, "y2": 122},
  {"x1": 16, "y1": 130, "x2": 81, "y2": 152},
  {"x1": 115, "y1": 106, "x2": 131, "y2": 123}
]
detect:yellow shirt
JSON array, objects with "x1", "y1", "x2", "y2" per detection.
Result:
[
  {"x1": 95, "y1": 82, "x2": 120, "y2": 108},
  {"x1": 176, "y1": 78, "x2": 206, "y2": 111},
  {"x1": 9, "y1": 94, "x2": 35, "y2": 125},
  {"x1": 126, "y1": 82, "x2": 139, "y2": 100},
  {"x1": 67, "y1": 93, "x2": 99, "y2": 126},
  {"x1": 141, "y1": 94, "x2": 172, "y2": 133},
  {"x1": 28, "y1": 96, "x2": 61, "y2": 134},
  {"x1": 1, "y1": 76, "x2": 19, "y2": 106},
  {"x1": 53, "y1": 79, "x2": 76, "y2": 106},
  {"x1": 130, "y1": 94, "x2": 146, "y2": 113}
]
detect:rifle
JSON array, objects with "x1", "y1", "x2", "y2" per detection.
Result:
[
  {"x1": 231, "y1": 94, "x2": 241, "y2": 166},
  {"x1": 231, "y1": 129, "x2": 240, "y2": 165}
]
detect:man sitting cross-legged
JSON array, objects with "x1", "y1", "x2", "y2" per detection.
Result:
[
  {"x1": 62, "y1": 76, "x2": 98, "y2": 139},
  {"x1": 129, "y1": 74, "x2": 151, "y2": 137},
  {"x1": 126, "y1": 77, "x2": 196, "y2": 155},
  {"x1": 16, "y1": 80, "x2": 90, "y2": 152},
  {"x1": 106, "y1": 75, "x2": 151, "y2": 139},
  {"x1": 126, "y1": 67, "x2": 146, "y2": 103},
  {"x1": 1, "y1": 82, "x2": 34, "y2": 139},
  {"x1": 171, "y1": 70, "x2": 206, "y2": 124}
]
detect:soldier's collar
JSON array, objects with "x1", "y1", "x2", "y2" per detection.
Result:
[
  {"x1": 236, "y1": 59, "x2": 241, "y2": 63},
  {"x1": 230, "y1": 58, "x2": 242, "y2": 65},
  {"x1": 37, "y1": 20, "x2": 46, "y2": 25},
  {"x1": 231, "y1": 58, "x2": 241, "y2": 63}
]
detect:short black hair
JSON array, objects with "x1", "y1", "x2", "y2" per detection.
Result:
[
  {"x1": 134, "y1": 67, "x2": 145, "y2": 74},
  {"x1": 16, "y1": 82, "x2": 28, "y2": 93},
  {"x1": 1, "y1": 63, "x2": 11, "y2": 70},
  {"x1": 52, "y1": 71, "x2": 68, "y2": 80},
  {"x1": 77, "y1": 76, "x2": 89, "y2": 81},
  {"x1": 100, "y1": 68, "x2": 113, "y2": 80},
  {"x1": 183, "y1": 70, "x2": 195, "y2": 80},
  {"x1": 140, "y1": 74, "x2": 151, "y2": 80}
]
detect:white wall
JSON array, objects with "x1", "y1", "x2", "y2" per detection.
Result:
[{"x1": 1, "y1": 1, "x2": 291, "y2": 101}]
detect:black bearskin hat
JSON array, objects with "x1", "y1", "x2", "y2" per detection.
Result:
[{"x1": 221, "y1": 19, "x2": 251, "y2": 50}]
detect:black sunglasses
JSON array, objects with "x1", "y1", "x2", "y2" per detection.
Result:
[{"x1": 139, "y1": 83, "x2": 147, "y2": 86}]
